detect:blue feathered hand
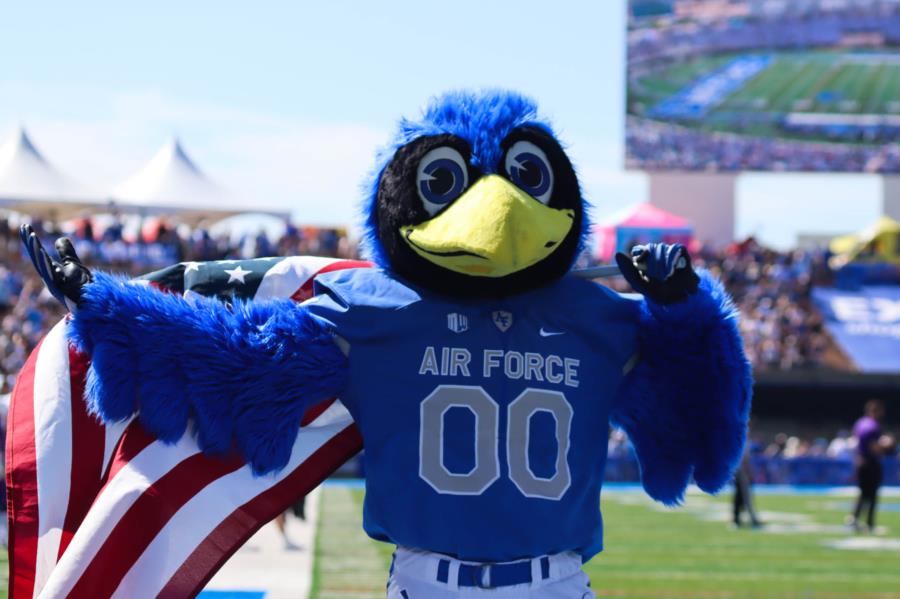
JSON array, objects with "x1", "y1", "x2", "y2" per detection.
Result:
[
  {"x1": 615, "y1": 243, "x2": 699, "y2": 305},
  {"x1": 20, "y1": 224, "x2": 93, "y2": 312},
  {"x1": 610, "y1": 265, "x2": 752, "y2": 505}
]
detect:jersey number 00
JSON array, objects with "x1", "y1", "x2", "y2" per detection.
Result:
[{"x1": 419, "y1": 385, "x2": 573, "y2": 500}]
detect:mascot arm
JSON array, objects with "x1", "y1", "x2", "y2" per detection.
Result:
[
  {"x1": 610, "y1": 270, "x2": 752, "y2": 505},
  {"x1": 67, "y1": 271, "x2": 350, "y2": 474}
]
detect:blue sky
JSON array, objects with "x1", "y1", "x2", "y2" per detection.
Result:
[{"x1": 0, "y1": 1, "x2": 882, "y2": 248}]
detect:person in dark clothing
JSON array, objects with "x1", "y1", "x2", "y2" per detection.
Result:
[
  {"x1": 848, "y1": 400, "x2": 894, "y2": 532},
  {"x1": 733, "y1": 441, "x2": 761, "y2": 528}
]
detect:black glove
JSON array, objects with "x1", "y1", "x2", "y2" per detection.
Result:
[
  {"x1": 20, "y1": 224, "x2": 93, "y2": 311},
  {"x1": 615, "y1": 243, "x2": 699, "y2": 305}
]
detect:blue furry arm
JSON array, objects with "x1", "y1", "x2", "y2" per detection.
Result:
[
  {"x1": 67, "y1": 272, "x2": 349, "y2": 474},
  {"x1": 610, "y1": 270, "x2": 752, "y2": 505}
]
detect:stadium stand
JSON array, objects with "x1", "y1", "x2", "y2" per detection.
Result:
[
  {"x1": 626, "y1": 117, "x2": 900, "y2": 172},
  {"x1": 629, "y1": 7, "x2": 900, "y2": 66},
  {"x1": 0, "y1": 213, "x2": 355, "y2": 389},
  {"x1": 627, "y1": 0, "x2": 900, "y2": 170},
  {"x1": 1, "y1": 211, "x2": 896, "y2": 487}
]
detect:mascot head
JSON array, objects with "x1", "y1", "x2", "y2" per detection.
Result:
[{"x1": 362, "y1": 90, "x2": 589, "y2": 297}]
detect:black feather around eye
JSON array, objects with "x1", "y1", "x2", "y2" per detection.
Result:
[
  {"x1": 374, "y1": 135, "x2": 477, "y2": 267},
  {"x1": 499, "y1": 125, "x2": 581, "y2": 212}
]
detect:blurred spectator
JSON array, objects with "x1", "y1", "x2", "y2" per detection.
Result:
[
  {"x1": 626, "y1": 119, "x2": 900, "y2": 173},
  {"x1": 597, "y1": 236, "x2": 834, "y2": 371},
  {"x1": 847, "y1": 400, "x2": 891, "y2": 532},
  {"x1": 606, "y1": 425, "x2": 898, "y2": 486},
  {"x1": 0, "y1": 213, "x2": 359, "y2": 385},
  {"x1": 732, "y1": 442, "x2": 762, "y2": 529},
  {"x1": 827, "y1": 429, "x2": 855, "y2": 459}
]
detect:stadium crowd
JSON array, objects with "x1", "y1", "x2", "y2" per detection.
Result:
[
  {"x1": 0, "y1": 213, "x2": 357, "y2": 393},
  {"x1": 608, "y1": 428, "x2": 857, "y2": 463},
  {"x1": 0, "y1": 212, "x2": 841, "y2": 392},
  {"x1": 601, "y1": 236, "x2": 835, "y2": 371},
  {"x1": 627, "y1": 119, "x2": 900, "y2": 172},
  {"x1": 607, "y1": 425, "x2": 898, "y2": 486},
  {"x1": 629, "y1": 2, "x2": 900, "y2": 65},
  {"x1": 698, "y1": 239, "x2": 834, "y2": 370}
]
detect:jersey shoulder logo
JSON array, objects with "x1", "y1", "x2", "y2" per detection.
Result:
[
  {"x1": 492, "y1": 310, "x2": 514, "y2": 332},
  {"x1": 447, "y1": 312, "x2": 469, "y2": 333}
]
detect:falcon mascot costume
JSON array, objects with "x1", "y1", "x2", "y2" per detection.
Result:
[{"x1": 22, "y1": 90, "x2": 752, "y2": 597}]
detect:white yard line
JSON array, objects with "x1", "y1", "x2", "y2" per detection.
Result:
[{"x1": 606, "y1": 489, "x2": 897, "y2": 543}]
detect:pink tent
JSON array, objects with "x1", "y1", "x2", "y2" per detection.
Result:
[{"x1": 593, "y1": 203, "x2": 694, "y2": 262}]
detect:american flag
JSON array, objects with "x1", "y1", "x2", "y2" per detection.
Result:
[{"x1": 6, "y1": 256, "x2": 369, "y2": 598}]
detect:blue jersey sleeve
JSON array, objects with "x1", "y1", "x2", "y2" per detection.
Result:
[
  {"x1": 303, "y1": 268, "x2": 423, "y2": 344},
  {"x1": 549, "y1": 276, "x2": 643, "y2": 375}
]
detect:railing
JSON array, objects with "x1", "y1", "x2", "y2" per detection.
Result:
[{"x1": 603, "y1": 455, "x2": 900, "y2": 486}]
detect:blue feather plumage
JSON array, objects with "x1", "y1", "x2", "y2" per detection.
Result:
[
  {"x1": 68, "y1": 272, "x2": 349, "y2": 474},
  {"x1": 611, "y1": 270, "x2": 753, "y2": 505}
]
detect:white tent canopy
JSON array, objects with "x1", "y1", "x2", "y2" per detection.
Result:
[
  {"x1": 112, "y1": 138, "x2": 224, "y2": 209},
  {"x1": 110, "y1": 138, "x2": 285, "y2": 222},
  {"x1": 0, "y1": 130, "x2": 286, "y2": 224},
  {"x1": 0, "y1": 127, "x2": 104, "y2": 217}
]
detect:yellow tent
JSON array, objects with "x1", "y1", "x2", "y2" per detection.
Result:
[{"x1": 830, "y1": 216, "x2": 900, "y2": 266}]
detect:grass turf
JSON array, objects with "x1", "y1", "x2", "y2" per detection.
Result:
[
  {"x1": 629, "y1": 50, "x2": 900, "y2": 143},
  {"x1": 1, "y1": 548, "x2": 7, "y2": 599},
  {"x1": 312, "y1": 487, "x2": 900, "y2": 598},
  {"x1": 588, "y1": 491, "x2": 900, "y2": 598}
]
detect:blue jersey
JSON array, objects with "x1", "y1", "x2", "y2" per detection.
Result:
[{"x1": 305, "y1": 268, "x2": 641, "y2": 562}]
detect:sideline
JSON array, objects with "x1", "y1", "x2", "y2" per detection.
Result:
[
  {"x1": 323, "y1": 478, "x2": 900, "y2": 496},
  {"x1": 199, "y1": 487, "x2": 320, "y2": 599}
]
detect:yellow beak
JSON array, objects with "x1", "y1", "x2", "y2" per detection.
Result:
[{"x1": 401, "y1": 175, "x2": 575, "y2": 277}]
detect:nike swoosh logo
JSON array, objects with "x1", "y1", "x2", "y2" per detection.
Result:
[{"x1": 539, "y1": 328, "x2": 565, "y2": 337}]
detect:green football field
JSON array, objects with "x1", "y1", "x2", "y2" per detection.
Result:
[
  {"x1": 629, "y1": 50, "x2": 900, "y2": 141},
  {"x1": 0, "y1": 549, "x2": 6, "y2": 599},
  {"x1": 313, "y1": 486, "x2": 900, "y2": 598}
]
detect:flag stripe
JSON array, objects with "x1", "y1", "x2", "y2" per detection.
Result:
[
  {"x1": 301, "y1": 397, "x2": 336, "y2": 427},
  {"x1": 103, "y1": 421, "x2": 161, "y2": 484},
  {"x1": 68, "y1": 451, "x2": 247, "y2": 598},
  {"x1": 289, "y1": 259, "x2": 371, "y2": 302},
  {"x1": 6, "y1": 336, "x2": 43, "y2": 599},
  {"x1": 58, "y1": 348, "x2": 105, "y2": 560},
  {"x1": 252, "y1": 256, "x2": 335, "y2": 302},
  {"x1": 161, "y1": 427, "x2": 362, "y2": 598},
  {"x1": 125, "y1": 404, "x2": 361, "y2": 598},
  {"x1": 100, "y1": 418, "x2": 131, "y2": 482},
  {"x1": 32, "y1": 323, "x2": 74, "y2": 598},
  {"x1": 37, "y1": 429, "x2": 207, "y2": 598}
]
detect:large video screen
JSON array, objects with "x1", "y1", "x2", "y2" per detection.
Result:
[{"x1": 627, "y1": 0, "x2": 900, "y2": 173}]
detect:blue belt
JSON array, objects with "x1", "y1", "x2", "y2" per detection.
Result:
[{"x1": 436, "y1": 556, "x2": 551, "y2": 588}]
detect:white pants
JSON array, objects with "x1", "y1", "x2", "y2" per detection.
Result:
[{"x1": 386, "y1": 546, "x2": 595, "y2": 598}]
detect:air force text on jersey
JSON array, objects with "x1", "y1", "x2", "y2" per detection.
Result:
[{"x1": 418, "y1": 346, "x2": 580, "y2": 388}]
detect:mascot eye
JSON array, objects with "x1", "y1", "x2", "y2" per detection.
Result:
[
  {"x1": 504, "y1": 140, "x2": 554, "y2": 204},
  {"x1": 416, "y1": 146, "x2": 470, "y2": 216}
]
